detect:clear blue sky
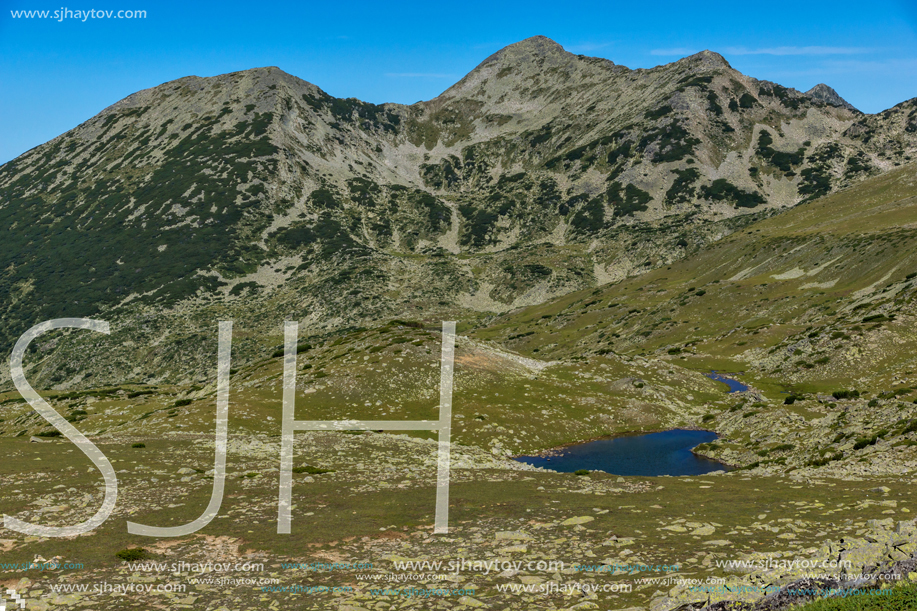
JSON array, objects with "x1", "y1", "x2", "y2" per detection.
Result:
[{"x1": 2, "y1": 0, "x2": 916, "y2": 165}]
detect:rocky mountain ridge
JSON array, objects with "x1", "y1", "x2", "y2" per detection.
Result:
[{"x1": 0, "y1": 36, "x2": 915, "y2": 387}]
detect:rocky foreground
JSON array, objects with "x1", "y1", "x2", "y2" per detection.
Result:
[{"x1": 0, "y1": 429, "x2": 915, "y2": 610}]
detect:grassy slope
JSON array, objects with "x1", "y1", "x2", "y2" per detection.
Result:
[
  {"x1": 795, "y1": 583, "x2": 917, "y2": 611},
  {"x1": 471, "y1": 162, "x2": 917, "y2": 393}
]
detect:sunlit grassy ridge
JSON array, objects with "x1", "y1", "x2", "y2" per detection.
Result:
[{"x1": 795, "y1": 583, "x2": 917, "y2": 611}]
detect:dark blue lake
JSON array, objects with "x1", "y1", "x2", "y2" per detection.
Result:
[
  {"x1": 515, "y1": 429, "x2": 731, "y2": 476},
  {"x1": 707, "y1": 371, "x2": 749, "y2": 393}
]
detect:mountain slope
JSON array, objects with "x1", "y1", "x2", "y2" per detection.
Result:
[
  {"x1": 467, "y1": 162, "x2": 917, "y2": 477},
  {"x1": 473, "y1": 161, "x2": 917, "y2": 390},
  {"x1": 0, "y1": 36, "x2": 915, "y2": 388}
]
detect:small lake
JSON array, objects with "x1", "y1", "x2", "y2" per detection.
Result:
[
  {"x1": 515, "y1": 429, "x2": 731, "y2": 476},
  {"x1": 707, "y1": 371, "x2": 749, "y2": 393}
]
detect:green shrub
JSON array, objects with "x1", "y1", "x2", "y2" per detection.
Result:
[
  {"x1": 127, "y1": 390, "x2": 155, "y2": 399},
  {"x1": 608, "y1": 183, "x2": 652, "y2": 218},
  {"x1": 665, "y1": 168, "x2": 700, "y2": 206},
  {"x1": 791, "y1": 582, "x2": 917, "y2": 610},
  {"x1": 799, "y1": 167, "x2": 831, "y2": 200},
  {"x1": 756, "y1": 131, "x2": 805, "y2": 172},
  {"x1": 832, "y1": 390, "x2": 860, "y2": 400},
  {"x1": 807, "y1": 453, "x2": 843, "y2": 467},
  {"x1": 574, "y1": 469, "x2": 590, "y2": 476},
  {"x1": 701, "y1": 179, "x2": 765, "y2": 208},
  {"x1": 35, "y1": 431, "x2": 62, "y2": 437},
  {"x1": 644, "y1": 105, "x2": 673, "y2": 120},
  {"x1": 172, "y1": 398, "x2": 193, "y2": 408},
  {"x1": 131, "y1": 443, "x2": 146, "y2": 448},
  {"x1": 636, "y1": 121, "x2": 701, "y2": 162},
  {"x1": 738, "y1": 93, "x2": 757, "y2": 108},
  {"x1": 292, "y1": 465, "x2": 334, "y2": 475},
  {"x1": 853, "y1": 435, "x2": 879, "y2": 450},
  {"x1": 271, "y1": 342, "x2": 313, "y2": 358},
  {"x1": 116, "y1": 548, "x2": 148, "y2": 562}
]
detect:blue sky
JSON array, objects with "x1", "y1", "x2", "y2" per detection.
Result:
[{"x1": 1, "y1": 0, "x2": 916, "y2": 165}]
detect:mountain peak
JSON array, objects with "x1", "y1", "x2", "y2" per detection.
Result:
[
  {"x1": 435, "y1": 35, "x2": 585, "y2": 101},
  {"x1": 504, "y1": 35, "x2": 565, "y2": 53},
  {"x1": 479, "y1": 35, "x2": 571, "y2": 67},
  {"x1": 680, "y1": 50, "x2": 732, "y2": 71},
  {"x1": 433, "y1": 35, "x2": 628, "y2": 106},
  {"x1": 806, "y1": 83, "x2": 858, "y2": 112}
]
